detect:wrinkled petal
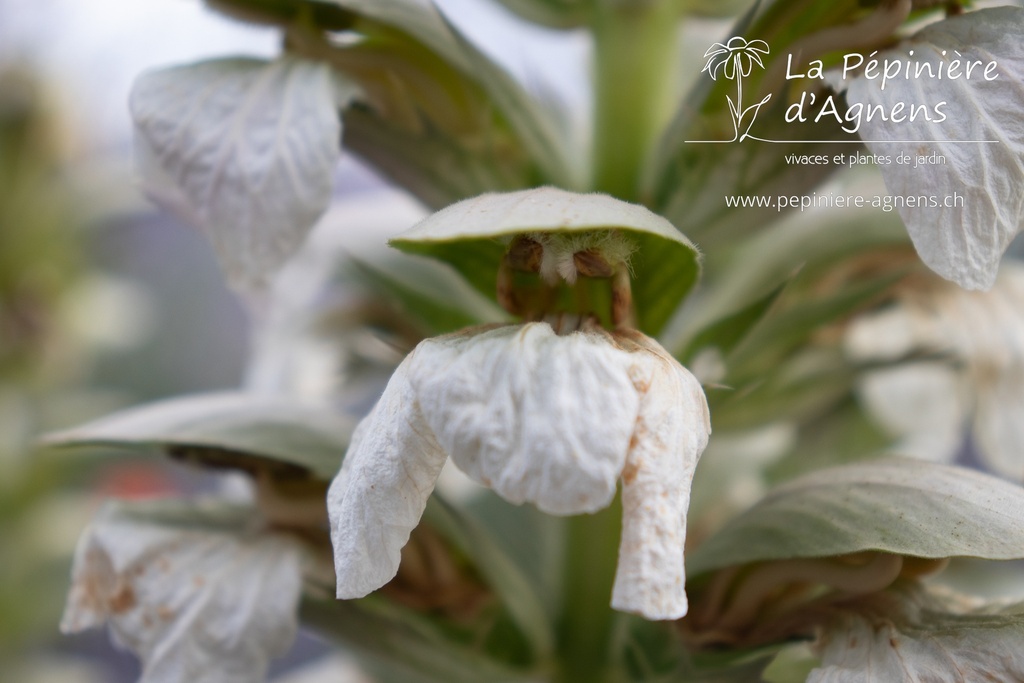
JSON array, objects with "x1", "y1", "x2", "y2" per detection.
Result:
[
  {"x1": 610, "y1": 331, "x2": 711, "y2": 620},
  {"x1": 810, "y1": 584, "x2": 1024, "y2": 682},
  {"x1": 846, "y1": 7, "x2": 1024, "y2": 290},
  {"x1": 328, "y1": 357, "x2": 448, "y2": 599},
  {"x1": 414, "y1": 323, "x2": 641, "y2": 515},
  {"x1": 60, "y1": 503, "x2": 303, "y2": 683},
  {"x1": 130, "y1": 57, "x2": 354, "y2": 290}
]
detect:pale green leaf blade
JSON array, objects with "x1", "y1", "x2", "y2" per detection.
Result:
[
  {"x1": 42, "y1": 392, "x2": 353, "y2": 479},
  {"x1": 688, "y1": 458, "x2": 1024, "y2": 576}
]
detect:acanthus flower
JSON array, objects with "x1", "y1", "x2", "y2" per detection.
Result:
[
  {"x1": 328, "y1": 188, "x2": 711, "y2": 620},
  {"x1": 60, "y1": 501, "x2": 320, "y2": 683}
]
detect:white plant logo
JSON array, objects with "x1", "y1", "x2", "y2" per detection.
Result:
[{"x1": 702, "y1": 37, "x2": 772, "y2": 142}]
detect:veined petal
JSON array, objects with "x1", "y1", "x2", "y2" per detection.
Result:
[
  {"x1": 130, "y1": 57, "x2": 352, "y2": 291},
  {"x1": 611, "y1": 331, "x2": 711, "y2": 620},
  {"x1": 328, "y1": 356, "x2": 448, "y2": 599},
  {"x1": 810, "y1": 584, "x2": 1024, "y2": 682},
  {"x1": 846, "y1": 7, "x2": 1024, "y2": 290},
  {"x1": 414, "y1": 323, "x2": 641, "y2": 516},
  {"x1": 60, "y1": 503, "x2": 303, "y2": 683}
]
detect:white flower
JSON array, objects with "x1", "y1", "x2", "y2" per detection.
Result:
[
  {"x1": 327, "y1": 318, "x2": 710, "y2": 620},
  {"x1": 809, "y1": 583, "x2": 1024, "y2": 682},
  {"x1": 845, "y1": 263, "x2": 1024, "y2": 479},
  {"x1": 61, "y1": 502, "x2": 307, "y2": 683},
  {"x1": 838, "y1": 6, "x2": 1024, "y2": 290}
]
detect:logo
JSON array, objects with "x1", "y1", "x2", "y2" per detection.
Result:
[
  {"x1": 689, "y1": 36, "x2": 1001, "y2": 147},
  {"x1": 700, "y1": 37, "x2": 772, "y2": 143}
]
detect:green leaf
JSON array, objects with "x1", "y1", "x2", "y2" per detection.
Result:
[
  {"x1": 348, "y1": 253, "x2": 504, "y2": 337},
  {"x1": 422, "y1": 497, "x2": 555, "y2": 660},
  {"x1": 342, "y1": 107, "x2": 537, "y2": 210},
  {"x1": 330, "y1": 0, "x2": 576, "y2": 189},
  {"x1": 464, "y1": 493, "x2": 566, "y2": 618},
  {"x1": 678, "y1": 279, "x2": 788, "y2": 363},
  {"x1": 301, "y1": 597, "x2": 540, "y2": 683},
  {"x1": 726, "y1": 270, "x2": 905, "y2": 384},
  {"x1": 42, "y1": 392, "x2": 352, "y2": 480},
  {"x1": 708, "y1": 348, "x2": 854, "y2": 431},
  {"x1": 688, "y1": 458, "x2": 1024, "y2": 576},
  {"x1": 390, "y1": 187, "x2": 702, "y2": 335}
]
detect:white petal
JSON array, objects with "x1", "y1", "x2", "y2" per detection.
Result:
[
  {"x1": 327, "y1": 355, "x2": 448, "y2": 599},
  {"x1": 847, "y1": 7, "x2": 1024, "y2": 290},
  {"x1": 810, "y1": 586, "x2": 1024, "y2": 682},
  {"x1": 610, "y1": 331, "x2": 711, "y2": 620},
  {"x1": 856, "y1": 363, "x2": 967, "y2": 463},
  {"x1": 130, "y1": 58, "x2": 352, "y2": 290},
  {"x1": 60, "y1": 503, "x2": 303, "y2": 683},
  {"x1": 413, "y1": 323, "x2": 641, "y2": 515}
]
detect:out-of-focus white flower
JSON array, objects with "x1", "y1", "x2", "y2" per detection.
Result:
[
  {"x1": 845, "y1": 263, "x2": 1024, "y2": 479},
  {"x1": 837, "y1": 6, "x2": 1024, "y2": 290},
  {"x1": 130, "y1": 57, "x2": 356, "y2": 291},
  {"x1": 61, "y1": 502, "x2": 308, "y2": 683},
  {"x1": 328, "y1": 318, "x2": 710, "y2": 620},
  {"x1": 809, "y1": 583, "x2": 1024, "y2": 682}
]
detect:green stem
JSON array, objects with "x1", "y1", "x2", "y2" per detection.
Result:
[
  {"x1": 555, "y1": 497, "x2": 623, "y2": 683},
  {"x1": 591, "y1": 0, "x2": 680, "y2": 200}
]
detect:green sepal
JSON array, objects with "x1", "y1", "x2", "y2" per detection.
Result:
[
  {"x1": 41, "y1": 392, "x2": 352, "y2": 480},
  {"x1": 389, "y1": 187, "x2": 702, "y2": 335},
  {"x1": 688, "y1": 458, "x2": 1024, "y2": 577}
]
